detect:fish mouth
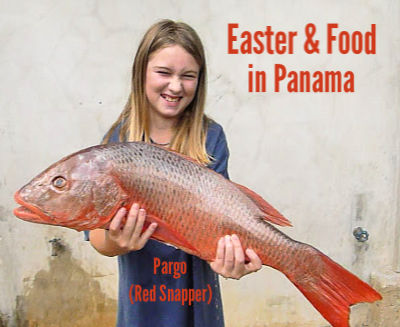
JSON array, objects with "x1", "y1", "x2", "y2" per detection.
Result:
[{"x1": 13, "y1": 191, "x2": 51, "y2": 224}]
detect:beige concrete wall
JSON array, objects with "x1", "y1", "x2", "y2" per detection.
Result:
[{"x1": 1, "y1": 0, "x2": 399, "y2": 326}]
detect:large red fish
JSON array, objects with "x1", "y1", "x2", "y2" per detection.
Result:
[{"x1": 14, "y1": 142, "x2": 381, "y2": 327}]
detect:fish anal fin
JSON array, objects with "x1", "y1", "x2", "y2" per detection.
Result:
[
  {"x1": 144, "y1": 213, "x2": 200, "y2": 256},
  {"x1": 232, "y1": 181, "x2": 292, "y2": 227}
]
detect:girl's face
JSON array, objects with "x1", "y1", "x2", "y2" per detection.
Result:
[{"x1": 145, "y1": 45, "x2": 200, "y2": 122}]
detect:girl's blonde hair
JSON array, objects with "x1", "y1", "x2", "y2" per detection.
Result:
[{"x1": 103, "y1": 19, "x2": 211, "y2": 164}]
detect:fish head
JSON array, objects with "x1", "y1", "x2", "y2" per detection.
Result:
[{"x1": 14, "y1": 149, "x2": 128, "y2": 231}]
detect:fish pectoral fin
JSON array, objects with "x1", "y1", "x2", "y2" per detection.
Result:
[
  {"x1": 92, "y1": 174, "x2": 129, "y2": 217},
  {"x1": 231, "y1": 181, "x2": 292, "y2": 227},
  {"x1": 144, "y1": 213, "x2": 200, "y2": 256}
]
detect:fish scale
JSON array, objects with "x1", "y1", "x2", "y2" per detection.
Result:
[
  {"x1": 100, "y1": 143, "x2": 259, "y2": 253},
  {"x1": 14, "y1": 141, "x2": 382, "y2": 327}
]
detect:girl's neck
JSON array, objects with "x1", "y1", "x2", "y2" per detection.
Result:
[{"x1": 148, "y1": 112, "x2": 177, "y2": 145}]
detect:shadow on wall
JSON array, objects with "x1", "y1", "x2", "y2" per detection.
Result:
[
  {"x1": 0, "y1": 315, "x2": 7, "y2": 327},
  {"x1": 14, "y1": 241, "x2": 117, "y2": 327},
  {"x1": 4, "y1": 240, "x2": 399, "y2": 327}
]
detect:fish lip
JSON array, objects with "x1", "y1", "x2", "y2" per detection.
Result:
[
  {"x1": 13, "y1": 191, "x2": 52, "y2": 223},
  {"x1": 13, "y1": 206, "x2": 42, "y2": 222}
]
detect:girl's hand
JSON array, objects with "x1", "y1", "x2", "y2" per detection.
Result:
[
  {"x1": 210, "y1": 234, "x2": 262, "y2": 279},
  {"x1": 106, "y1": 203, "x2": 157, "y2": 254}
]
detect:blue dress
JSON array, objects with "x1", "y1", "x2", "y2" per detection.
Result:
[{"x1": 86, "y1": 121, "x2": 229, "y2": 327}]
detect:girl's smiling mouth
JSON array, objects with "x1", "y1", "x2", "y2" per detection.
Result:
[{"x1": 161, "y1": 94, "x2": 182, "y2": 102}]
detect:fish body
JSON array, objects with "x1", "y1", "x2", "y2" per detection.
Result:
[{"x1": 14, "y1": 142, "x2": 381, "y2": 327}]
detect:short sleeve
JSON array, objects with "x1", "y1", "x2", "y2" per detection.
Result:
[{"x1": 206, "y1": 122, "x2": 230, "y2": 179}]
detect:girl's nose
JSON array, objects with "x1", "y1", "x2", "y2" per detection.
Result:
[{"x1": 168, "y1": 76, "x2": 183, "y2": 94}]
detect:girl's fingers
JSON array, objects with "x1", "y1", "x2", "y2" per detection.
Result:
[
  {"x1": 106, "y1": 203, "x2": 156, "y2": 252},
  {"x1": 244, "y1": 248, "x2": 262, "y2": 272},
  {"x1": 109, "y1": 207, "x2": 127, "y2": 235},
  {"x1": 138, "y1": 222, "x2": 158, "y2": 247},
  {"x1": 122, "y1": 203, "x2": 140, "y2": 239},
  {"x1": 231, "y1": 234, "x2": 245, "y2": 268},
  {"x1": 210, "y1": 237, "x2": 225, "y2": 271},
  {"x1": 224, "y1": 235, "x2": 234, "y2": 272},
  {"x1": 132, "y1": 208, "x2": 147, "y2": 240}
]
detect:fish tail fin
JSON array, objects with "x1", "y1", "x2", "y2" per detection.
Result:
[{"x1": 287, "y1": 246, "x2": 381, "y2": 327}]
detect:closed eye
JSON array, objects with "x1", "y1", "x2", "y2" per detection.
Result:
[{"x1": 182, "y1": 74, "x2": 197, "y2": 79}]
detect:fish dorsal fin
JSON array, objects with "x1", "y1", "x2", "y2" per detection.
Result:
[
  {"x1": 144, "y1": 212, "x2": 200, "y2": 256},
  {"x1": 232, "y1": 181, "x2": 292, "y2": 227}
]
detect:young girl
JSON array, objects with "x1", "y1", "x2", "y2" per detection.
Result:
[{"x1": 86, "y1": 19, "x2": 262, "y2": 327}]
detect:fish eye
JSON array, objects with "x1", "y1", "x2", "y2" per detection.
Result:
[{"x1": 52, "y1": 176, "x2": 67, "y2": 189}]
